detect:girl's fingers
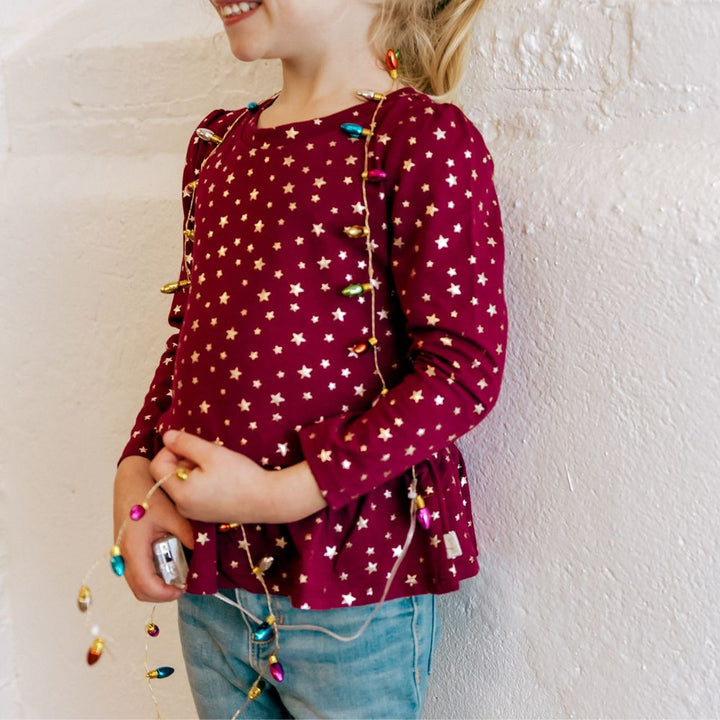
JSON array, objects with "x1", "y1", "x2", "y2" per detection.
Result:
[
  {"x1": 149, "y1": 447, "x2": 181, "y2": 481},
  {"x1": 162, "y1": 430, "x2": 213, "y2": 466},
  {"x1": 171, "y1": 517, "x2": 195, "y2": 550},
  {"x1": 123, "y1": 535, "x2": 184, "y2": 602}
]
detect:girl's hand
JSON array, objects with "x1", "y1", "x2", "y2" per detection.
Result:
[
  {"x1": 113, "y1": 456, "x2": 194, "y2": 602},
  {"x1": 151, "y1": 430, "x2": 327, "y2": 525}
]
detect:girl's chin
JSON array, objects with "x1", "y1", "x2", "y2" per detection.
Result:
[{"x1": 225, "y1": 40, "x2": 267, "y2": 63}]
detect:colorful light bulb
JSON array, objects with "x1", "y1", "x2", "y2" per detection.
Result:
[
  {"x1": 386, "y1": 49, "x2": 399, "y2": 79},
  {"x1": 248, "y1": 101, "x2": 259, "y2": 112},
  {"x1": 195, "y1": 127, "x2": 222, "y2": 145},
  {"x1": 340, "y1": 123, "x2": 372, "y2": 139},
  {"x1": 160, "y1": 279, "x2": 191, "y2": 294},
  {"x1": 110, "y1": 545, "x2": 125, "y2": 577},
  {"x1": 252, "y1": 616, "x2": 276, "y2": 642},
  {"x1": 342, "y1": 282, "x2": 373, "y2": 297},
  {"x1": 87, "y1": 637, "x2": 104, "y2": 665},
  {"x1": 145, "y1": 622, "x2": 160, "y2": 637},
  {"x1": 343, "y1": 225, "x2": 369, "y2": 239},
  {"x1": 218, "y1": 523, "x2": 240, "y2": 533},
  {"x1": 77, "y1": 585, "x2": 92, "y2": 612},
  {"x1": 248, "y1": 679, "x2": 267, "y2": 700},
  {"x1": 129, "y1": 502, "x2": 148, "y2": 521},
  {"x1": 146, "y1": 666, "x2": 175, "y2": 679},
  {"x1": 350, "y1": 342, "x2": 369, "y2": 356},
  {"x1": 416, "y1": 496, "x2": 431, "y2": 530},
  {"x1": 362, "y1": 168, "x2": 387, "y2": 183},
  {"x1": 251, "y1": 556, "x2": 274, "y2": 577},
  {"x1": 356, "y1": 90, "x2": 387, "y2": 102},
  {"x1": 268, "y1": 654, "x2": 284, "y2": 683}
]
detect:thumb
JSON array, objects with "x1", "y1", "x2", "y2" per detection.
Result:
[{"x1": 162, "y1": 430, "x2": 212, "y2": 467}]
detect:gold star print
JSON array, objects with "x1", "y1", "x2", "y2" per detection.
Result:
[
  {"x1": 199, "y1": 401, "x2": 210, "y2": 413},
  {"x1": 285, "y1": 127, "x2": 299, "y2": 139},
  {"x1": 219, "y1": 292, "x2": 230, "y2": 304},
  {"x1": 411, "y1": 390, "x2": 424, "y2": 402},
  {"x1": 312, "y1": 223, "x2": 324, "y2": 237},
  {"x1": 319, "y1": 449, "x2": 332, "y2": 462},
  {"x1": 230, "y1": 368, "x2": 241, "y2": 380},
  {"x1": 426, "y1": 203, "x2": 438, "y2": 216},
  {"x1": 219, "y1": 216, "x2": 229, "y2": 228}
]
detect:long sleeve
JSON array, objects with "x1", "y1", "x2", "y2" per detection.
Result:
[
  {"x1": 297, "y1": 103, "x2": 507, "y2": 509},
  {"x1": 119, "y1": 110, "x2": 227, "y2": 462}
]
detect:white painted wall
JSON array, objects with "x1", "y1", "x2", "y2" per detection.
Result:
[{"x1": 1, "y1": 0, "x2": 718, "y2": 717}]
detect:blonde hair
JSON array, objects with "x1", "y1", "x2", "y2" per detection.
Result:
[{"x1": 369, "y1": 0, "x2": 485, "y2": 99}]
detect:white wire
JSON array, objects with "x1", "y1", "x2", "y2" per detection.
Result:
[{"x1": 213, "y1": 480, "x2": 418, "y2": 644}]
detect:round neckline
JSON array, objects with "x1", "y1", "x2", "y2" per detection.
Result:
[{"x1": 238, "y1": 86, "x2": 416, "y2": 144}]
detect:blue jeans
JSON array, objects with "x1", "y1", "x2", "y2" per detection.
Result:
[{"x1": 178, "y1": 589, "x2": 440, "y2": 719}]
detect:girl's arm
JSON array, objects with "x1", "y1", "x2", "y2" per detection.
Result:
[
  {"x1": 296, "y1": 103, "x2": 507, "y2": 510},
  {"x1": 114, "y1": 110, "x2": 227, "y2": 600},
  {"x1": 119, "y1": 109, "x2": 227, "y2": 463}
]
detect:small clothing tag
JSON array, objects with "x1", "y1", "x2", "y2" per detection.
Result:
[{"x1": 443, "y1": 531, "x2": 462, "y2": 560}]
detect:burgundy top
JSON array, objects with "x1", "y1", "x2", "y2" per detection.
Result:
[{"x1": 121, "y1": 86, "x2": 507, "y2": 609}]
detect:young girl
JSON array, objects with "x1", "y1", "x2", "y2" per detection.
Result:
[{"x1": 113, "y1": 0, "x2": 506, "y2": 717}]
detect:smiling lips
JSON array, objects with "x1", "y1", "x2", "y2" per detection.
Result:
[{"x1": 217, "y1": 2, "x2": 261, "y2": 22}]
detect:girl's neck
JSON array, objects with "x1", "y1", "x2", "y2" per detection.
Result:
[{"x1": 257, "y1": 50, "x2": 396, "y2": 129}]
